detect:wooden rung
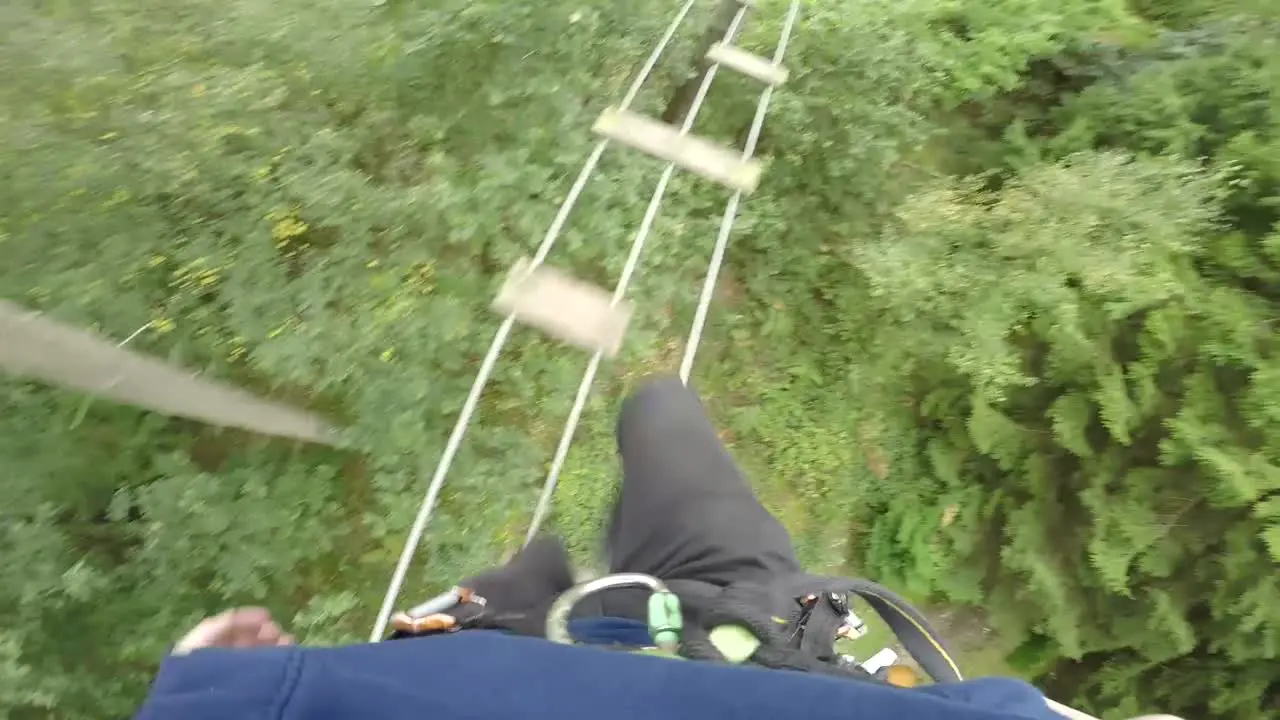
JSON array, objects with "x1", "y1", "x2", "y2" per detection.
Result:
[
  {"x1": 593, "y1": 108, "x2": 761, "y2": 194},
  {"x1": 492, "y1": 258, "x2": 632, "y2": 357},
  {"x1": 707, "y1": 43, "x2": 788, "y2": 86}
]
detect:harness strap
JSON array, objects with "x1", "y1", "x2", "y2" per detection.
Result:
[
  {"x1": 680, "y1": 584, "x2": 876, "y2": 681},
  {"x1": 811, "y1": 576, "x2": 963, "y2": 683},
  {"x1": 677, "y1": 576, "x2": 961, "y2": 684},
  {"x1": 388, "y1": 567, "x2": 960, "y2": 687}
]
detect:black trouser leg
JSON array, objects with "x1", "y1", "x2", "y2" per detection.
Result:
[
  {"x1": 597, "y1": 375, "x2": 801, "y2": 618},
  {"x1": 607, "y1": 375, "x2": 799, "y2": 581},
  {"x1": 463, "y1": 375, "x2": 803, "y2": 628}
]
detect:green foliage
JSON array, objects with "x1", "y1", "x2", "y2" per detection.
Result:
[
  {"x1": 1, "y1": 0, "x2": 750, "y2": 713},
  {"x1": 839, "y1": 6, "x2": 1280, "y2": 709},
  {"x1": 5, "y1": 0, "x2": 1280, "y2": 718}
]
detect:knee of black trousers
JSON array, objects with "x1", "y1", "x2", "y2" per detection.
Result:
[
  {"x1": 618, "y1": 375, "x2": 700, "y2": 428},
  {"x1": 627, "y1": 374, "x2": 699, "y2": 405}
]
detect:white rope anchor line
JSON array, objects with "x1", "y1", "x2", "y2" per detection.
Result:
[
  {"x1": 117, "y1": 322, "x2": 151, "y2": 348},
  {"x1": 680, "y1": 0, "x2": 800, "y2": 383},
  {"x1": 369, "y1": 0, "x2": 699, "y2": 642},
  {"x1": 521, "y1": 3, "x2": 756, "y2": 546},
  {"x1": 67, "y1": 320, "x2": 152, "y2": 428}
]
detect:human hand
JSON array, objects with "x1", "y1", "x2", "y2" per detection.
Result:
[{"x1": 173, "y1": 607, "x2": 295, "y2": 656}]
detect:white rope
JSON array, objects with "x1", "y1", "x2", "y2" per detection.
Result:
[
  {"x1": 67, "y1": 321, "x2": 152, "y2": 429},
  {"x1": 523, "y1": 1, "x2": 805, "y2": 543},
  {"x1": 117, "y1": 322, "x2": 151, "y2": 347},
  {"x1": 369, "y1": 0, "x2": 700, "y2": 642},
  {"x1": 680, "y1": 0, "x2": 800, "y2": 382},
  {"x1": 522, "y1": 5, "x2": 753, "y2": 545}
]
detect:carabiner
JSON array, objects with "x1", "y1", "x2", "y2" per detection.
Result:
[
  {"x1": 389, "y1": 587, "x2": 486, "y2": 636},
  {"x1": 545, "y1": 573, "x2": 682, "y2": 653}
]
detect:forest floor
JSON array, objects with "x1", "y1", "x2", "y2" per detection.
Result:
[{"x1": 839, "y1": 602, "x2": 1017, "y2": 679}]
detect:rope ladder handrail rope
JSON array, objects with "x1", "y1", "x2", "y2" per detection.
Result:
[
  {"x1": 370, "y1": 0, "x2": 702, "y2": 642},
  {"x1": 679, "y1": 0, "x2": 798, "y2": 383}
]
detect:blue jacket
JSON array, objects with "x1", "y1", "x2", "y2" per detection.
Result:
[{"x1": 135, "y1": 630, "x2": 1062, "y2": 720}]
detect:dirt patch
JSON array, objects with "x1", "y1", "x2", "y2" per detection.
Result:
[
  {"x1": 713, "y1": 269, "x2": 747, "y2": 308},
  {"x1": 925, "y1": 604, "x2": 997, "y2": 654}
]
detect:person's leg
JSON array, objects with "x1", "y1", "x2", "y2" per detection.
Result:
[
  {"x1": 605, "y1": 375, "x2": 800, "y2": 588},
  {"x1": 599, "y1": 381, "x2": 852, "y2": 660},
  {"x1": 460, "y1": 375, "x2": 799, "y2": 629}
]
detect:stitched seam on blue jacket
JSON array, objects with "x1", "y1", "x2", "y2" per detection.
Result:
[{"x1": 270, "y1": 648, "x2": 304, "y2": 720}]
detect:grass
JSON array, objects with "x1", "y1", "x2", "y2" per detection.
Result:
[{"x1": 838, "y1": 597, "x2": 1019, "y2": 680}]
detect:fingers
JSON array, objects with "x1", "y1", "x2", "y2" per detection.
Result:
[
  {"x1": 173, "y1": 612, "x2": 235, "y2": 655},
  {"x1": 256, "y1": 620, "x2": 282, "y2": 645},
  {"x1": 225, "y1": 608, "x2": 273, "y2": 648},
  {"x1": 173, "y1": 607, "x2": 295, "y2": 655}
]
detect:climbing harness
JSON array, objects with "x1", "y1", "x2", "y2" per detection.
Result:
[{"x1": 387, "y1": 570, "x2": 953, "y2": 690}]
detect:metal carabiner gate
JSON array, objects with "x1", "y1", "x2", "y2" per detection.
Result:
[{"x1": 545, "y1": 573, "x2": 683, "y2": 654}]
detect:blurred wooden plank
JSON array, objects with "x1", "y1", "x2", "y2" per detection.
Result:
[
  {"x1": 492, "y1": 258, "x2": 632, "y2": 357},
  {"x1": 707, "y1": 43, "x2": 788, "y2": 86},
  {"x1": 0, "y1": 300, "x2": 338, "y2": 445},
  {"x1": 592, "y1": 107, "x2": 761, "y2": 194}
]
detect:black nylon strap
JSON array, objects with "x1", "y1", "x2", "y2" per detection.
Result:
[
  {"x1": 676, "y1": 576, "x2": 961, "y2": 685},
  {"x1": 809, "y1": 576, "x2": 964, "y2": 683},
  {"x1": 680, "y1": 585, "x2": 875, "y2": 681}
]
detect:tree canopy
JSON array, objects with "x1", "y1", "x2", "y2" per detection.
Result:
[{"x1": 1, "y1": 1, "x2": 1277, "y2": 718}]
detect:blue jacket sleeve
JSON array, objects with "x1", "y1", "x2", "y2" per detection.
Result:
[{"x1": 136, "y1": 631, "x2": 1061, "y2": 720}]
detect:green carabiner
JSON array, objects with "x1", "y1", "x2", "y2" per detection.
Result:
[
  {"x1": 647, "y1": 590, "x2": 683, "y2": 653},
  {"x1": 547, "y1": 573, "x2": 683, "y2": 656}
]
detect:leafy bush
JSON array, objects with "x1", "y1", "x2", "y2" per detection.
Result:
[
  {"x1": 834, "y1": 4, "x2": 1280, "y2": 716},
  {"x1": 846, "y1": 152, "x2": 1277, "y2": 718}
]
